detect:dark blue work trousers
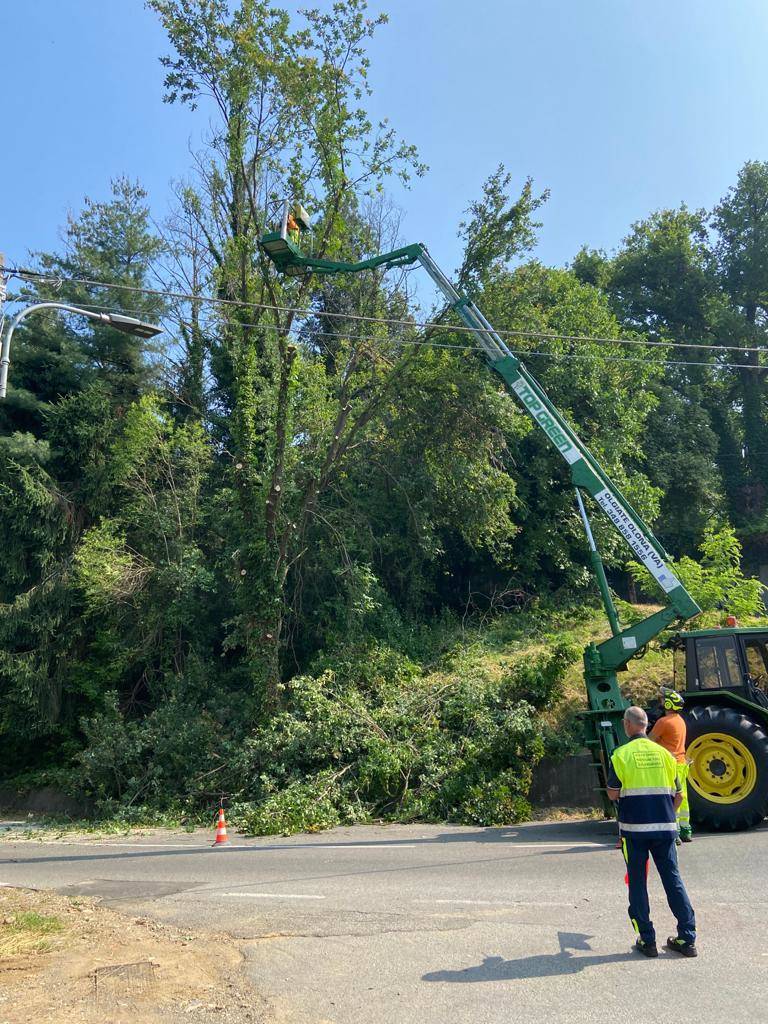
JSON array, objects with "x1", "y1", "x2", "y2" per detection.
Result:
[{"x1": 622, "y1": 831, "x2": 696, "y2": 945}]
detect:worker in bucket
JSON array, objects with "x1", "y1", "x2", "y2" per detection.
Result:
[
  {"x1": 650, "y1": 687, "x2": 692, "y2": 843},
  {"x1": 286, "y1": 210, "x2": 301, "y2": 246},
  {"x1": 606, "y1": 706, "x2": 697, "y2": 959}
]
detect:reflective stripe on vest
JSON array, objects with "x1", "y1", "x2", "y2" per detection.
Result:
[
  {"x1": 620, "y1": 786, "x2": 675, "y2": 796},
  {"x1": 620, "y1": 822, "x2": 678, "y2": 833}
]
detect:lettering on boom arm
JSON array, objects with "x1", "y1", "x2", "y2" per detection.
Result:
[
  {"x1": 510, "y1": 377, "x2": 580, "y2": 465},
  {"x1": 509, "y1": 376, "x2": 681, "y2": 596},
  {"x1": 594, "y1": 488, "x2": 680, "y2": 594}
]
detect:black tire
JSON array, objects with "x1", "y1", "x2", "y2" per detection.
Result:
[{"x1": 685, "y1": 705, "x2": 768, "y2": 831}]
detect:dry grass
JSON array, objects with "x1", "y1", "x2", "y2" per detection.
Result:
[
  {"x1": 0, "y1": 908, "x2": 65, "y2": 958},
  {"x1": 529, "y1": 806, "x2": 606, "y2": 822},
  {"x1": 429, "y1": 602, "x2": 677, "y2": 720}
]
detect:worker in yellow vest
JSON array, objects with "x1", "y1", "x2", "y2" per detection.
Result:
[
  {"x1": 650, "y1": 688, "x2": 692, "y2": 843},
  {"x1": 606, "y1": 706, "x2": 697, "y2": 958}
]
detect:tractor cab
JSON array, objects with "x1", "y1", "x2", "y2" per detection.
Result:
[
  {"x1": 669, "y1": 627, "x2": 768, "y2": 709},
  {"x1": 663, "y1": 626, "x2": 768, "y2": 830}
]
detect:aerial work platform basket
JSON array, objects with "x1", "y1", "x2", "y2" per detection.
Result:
[
  {"x1": 259, "y1": 232, "x2": 310, "y2": 276},
  {"x1": 259, "y1": 199, "x2": 421, "y2": 277}
]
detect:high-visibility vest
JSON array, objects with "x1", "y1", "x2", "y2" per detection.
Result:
[{"x1": 610, "y1": 736, "x2": 678, "y2": 834}]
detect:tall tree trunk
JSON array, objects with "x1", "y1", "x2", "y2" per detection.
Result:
[{"x1": 739, "y1": 305, "x2": 768, "y2": 521}]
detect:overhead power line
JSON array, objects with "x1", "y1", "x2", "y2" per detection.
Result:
[
  {"x1": 6, "y1": 265, "x2": 768, "y2": 357},
  {"x1": 11, "y1": 285, "x2": 768, "y2": 375}
]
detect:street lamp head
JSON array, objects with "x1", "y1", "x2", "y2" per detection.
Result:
[
  {"x1": 103, "y1": 313, "x2": 163, "y2": 339},
  {"x1": 0, "y1": 303, "x2": 165, "y2": 400}
]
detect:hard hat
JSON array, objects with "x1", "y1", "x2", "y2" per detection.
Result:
[{"x1": 662, "y1": 689, "x2": 684, "y2": 712}]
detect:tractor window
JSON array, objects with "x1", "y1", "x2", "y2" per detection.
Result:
[
  {"x1": 695, "y1": 636, "x2": 743, "y2": 689},
  {"x1": 744, "y1": 638, "x2": 768, "y2": 692},
  {"x1": 673, "y1": 647, "x2": 688, "y2": 691}
]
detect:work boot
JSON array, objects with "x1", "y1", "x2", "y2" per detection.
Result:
[
  {"x1": 680, "y1": 830, "x2": 693, "y2": 843},
  {"x1": 675, "y1": 836, "x2": 682, "y2": 846},
  {"x1": 665, "y1": 937, "x2": 697, "y2": 958},
  {"x1": 634, "y1": 938, "x2": 658, "y2": 958}
]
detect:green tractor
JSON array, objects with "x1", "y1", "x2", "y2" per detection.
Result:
[{"x1": 665, "y1": 627, "x2": 768, "y2": 830}]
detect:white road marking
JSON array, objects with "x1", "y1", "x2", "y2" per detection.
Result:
[
  {"x1": 0, "y1": 839, "x2": 604, "y2": 851},
  {"x1": 486, "y1": 842, "x2": 609, "y2": 848},
  {"x1": 0, "y1": 840, "x2": 424, "y2": 851},
  {"x1": 415, "y1": 898, "x2": 578, "y2": 907},
  {"x1": 278, "y1": 844, "x2": 419, "y2": 850},
  {"x1": 222, "y1": 892, "x2": 326, "y2": 900},
  {"x1": 5, "y1": 841, "x2": 223, "y2": 849}
]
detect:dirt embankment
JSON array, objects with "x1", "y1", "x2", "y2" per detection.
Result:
[{"x1": 0, "y1": 886, "x2": 265, "y2": 1024}]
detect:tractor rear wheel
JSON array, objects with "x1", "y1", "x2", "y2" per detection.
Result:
[{"x1": 685, "y1": 705, "x2": 768, "y2": 830}]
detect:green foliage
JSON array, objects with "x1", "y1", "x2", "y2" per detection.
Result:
[
  {"x1": 470, "y1": 262, "x2": 664, "y2": 588},
  {"x1": 74, "y1": 522, "x2": 137, "y2": 613},
  {"x1": 146, "y1": 0, "x2": 427, "y2": 703},
  {"x1": 6, "y1": 3, "x2": 768, "y2": 838},
  {"x1": 76, "y1": 679, "x2": 237, "y2": 808},
  {"x1": 232, "y1": 774, "x2": 349, "y2": 835},
  {"x1": 457, "y1": 165, "x2": 548, "y2": 295},
  {"x1": 1, "y1": 179, "x2": 164, "y2": 442},
  {"x1": 629, "y1": 524, "x2": 765, "y2": 619},
  {"x1": 228, "y1": 638, "x2": 576, "y2": 834},
  {"x1": 593, "y1": 177, "x2": 768, "y2": 548}
]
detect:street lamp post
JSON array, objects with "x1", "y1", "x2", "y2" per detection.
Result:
[{"x1": 0, "y1": 302, "x2": 163, "y2": 399}]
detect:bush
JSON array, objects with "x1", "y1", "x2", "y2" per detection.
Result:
[
  {"x1": 629, "y1": 524, "x2": 765, "y2": 619},
  {"x1": 231, "y1": 773, "x2": 358, "y2": 835},
  {"x1": 76, "y1": 688, "x2": 237, "y2": 810},
  {"x1": 57, "y1": 613, "x2": 580, "y2": 835},
  {"x1": 231, "y1": 637, "x2": 575, "y2": 835}
]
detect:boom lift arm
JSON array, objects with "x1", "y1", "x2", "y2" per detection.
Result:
[{"x1": 260, "y1": 222, "x2": 702, "y2": 777}]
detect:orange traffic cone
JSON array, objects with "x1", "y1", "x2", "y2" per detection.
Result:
[{"x1": 213, "y1": 805, "x2": 229, "y2": 846}]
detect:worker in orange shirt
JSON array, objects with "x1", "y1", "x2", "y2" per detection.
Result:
[
  {"x1": 650, "y1": 688, "x2": 692, "y2": 843},
  {"x1": 286, "y1": 211, "x2": 301, "y2": 246}
]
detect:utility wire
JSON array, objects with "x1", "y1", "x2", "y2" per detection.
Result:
[
  {"x1": 7, "y1": 265, "x2": 768, "y2": 357},
  {"x1": 13, "y1": 314, "x2": 768, "y2": 455},
  {"x1": 160, "y1": 309, "x2": 768, "y2": 373},
  {"x1": 10, "y1": 310, "x2": 768, "y2": 454},
  {"x1": 13, "y1": 289, "x2": 768, "y2": 375}
]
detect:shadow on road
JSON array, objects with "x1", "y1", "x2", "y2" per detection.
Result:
[
  {"x1": 3, "y1": 818, "x2": 755, "y2": 872},
  {"x1": 422, "y1": 932, "x2": 637, "y2": 982},
  {"x1": 0, "y1": 819, "x2": 614, "y2": 854},
  {"x1": 0, "y1": 821, "x2": 616, "y2": 871}
]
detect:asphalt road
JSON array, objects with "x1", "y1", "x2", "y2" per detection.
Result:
[{"x1": 1, "y1": 818, "x2": 766, "y2": 1024}]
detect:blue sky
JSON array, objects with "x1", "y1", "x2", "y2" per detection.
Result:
[{"x1": 2, "y1": 0, "x2": 768, "y2": 281}]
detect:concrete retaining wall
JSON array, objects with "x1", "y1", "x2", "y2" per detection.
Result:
[
  {"x1": 529, "y1": 753, "x2": 601, "y2": 808},
  {"x1": 0, "y1": 786, "x2": 93, "y2": 819},
  {"x1": 1, "y1": 757, "x2": 599, "y2": 821}
]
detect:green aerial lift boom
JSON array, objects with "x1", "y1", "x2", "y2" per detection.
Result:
[{"x1": 261, "y1": 205, "x2": 768, "y2": 829}]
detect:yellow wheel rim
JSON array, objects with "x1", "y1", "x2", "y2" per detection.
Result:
[{"x1": 687, "y1": 732, "x2": 757, "y2": 805}]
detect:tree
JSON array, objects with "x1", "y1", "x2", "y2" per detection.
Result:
[
  {"x1": 582, "y1": 169, "x2": 768, "y2": 557},
  {"x1": 582, "y1": 209, "x2": 728, "y2": 554},
  {"x1": 712, "y1": 161, "x2": 768, "y2": 527},
  {"x1": 476, "y1": 263, "x2": 665, "y2": 591},
  {"x1": 629, "y1": 524, "x2": 764, "y2": 620},
  {"x1": 0, "y1": 183, "x2": 164, "y2": 771},
  {"x1": 148, "y1": 0, "x2": 425, "y2": 704},
  {"x1": 0, "y1": 178, "x2": 165, "y2": 442}
]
